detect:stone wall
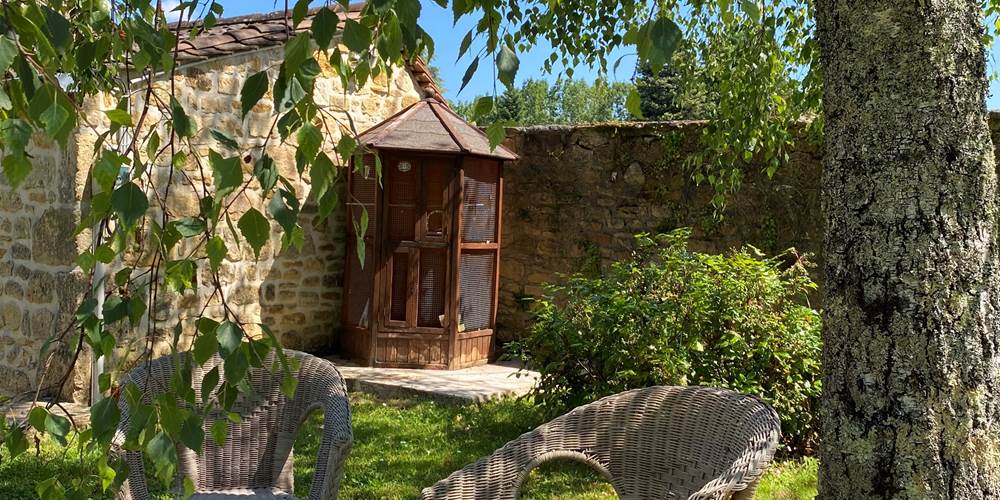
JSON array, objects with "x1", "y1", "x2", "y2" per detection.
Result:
[
  {"x1": 497, "y1": 121, "x2": 825, "y2": 339},
  {"x1": 0, "y1": 46, "x2": 426, "y2": 403},
  {"x1": 0, "y1": 129, "x2": 91, "y2": 401},
  {"x1": 495, "y1": 112, "x2": 1000, "y2": 339}
]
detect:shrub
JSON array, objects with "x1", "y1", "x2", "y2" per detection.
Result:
[{"x1": 509, "y1": 229, "x2": 821, "y2": 455}]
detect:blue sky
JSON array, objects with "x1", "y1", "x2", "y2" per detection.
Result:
[{"x1": 203, "y1": 0, "x2": 1000, "y2": 109}]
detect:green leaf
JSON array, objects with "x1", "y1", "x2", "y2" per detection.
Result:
[
  {"x1": 497, "y1": 44, "x2": 520, "y2": 88},
  {"x1": 216, "y1": 321, "x2": 243, "y2": 359},
  {"x1": 336, "y1": 135, "x2": 357, "y2": 164},
  {"x1": 28, "y1": 407, "x2": 47, "y2": 432},
  {"x1": 459, "y1": 56, "x2": 479, "y2": 93},
  {"x1": 90, "y1": 397, "x2": 120, "y2": 445},
  {"x1": 207, "y1": 235, "x2": 227, "y2": 273},
  {"x1": 647, "y1": 17, "x2": 682, "y2": 72},
  {"x1": 183, "y1": 477, "x2": 196, "y2": 499},
  {"x1": 45, "y1": 412, "x2": 70, "y2": 446},
  {"x1": 102, "y1": 295, "x2": 129, "y2": 324},
  {"x1": 173, "y1": 217, "x2": 206, "y2": 237},
  {"x1": 254, "y1": 154, "x2": 278, "y2": 191},
  {"x1": 146, "y1": 431, "x2": 177, "y2": 485},
  {"x1": 164, "y1": 259, "x2": 196, "y2": 293},
  {"x1": 626, "y1": 88, "x2": 644, "y2": 119},
  {"x1": 297, "y1": 123, "x2": 323, "y2": 164},
  {"x1": 240, "y1": 71, "x2": 269, "y2": 117},
  {"x1": 170, "y1": 96, "x2": 196, "y2": 138},
  {"x1": 105, "y1": 108, "x2": 133, "y2": 127},
  {"x1": 147, "y1": 131, "x2": 161, "y2": 163},
  {"x1": 456, "y1": 31, "x2": 473, "y2": 62},
  {"x1": 209, "y1": 150, "x2": 243, "y2": 200},
  {"x1": 472, "y1": 96, "x2": 494, "y2": 121},
  {"x1": 94, "y1": 151, "x2": 125, "y2": 193},
  {"x1": 210, "y1": 419, "x2": 228, "y2": 447},
  {"x1": 312, "y1": 8, "x2": 339, "y2": 49},
  {"x1": 342, "y1": 19, "x2": 371, "y2": 52},
  {"x1": 192, "y1": 328, "x2": 218, "y2": 365},
  {"x1": 179, "y1": 414, "x2": 204, "y2": 453},
  {"x1": 485, "y1": 122, "x2": 507, "y2": 150},
  {"x1": 111, "y1": 182, "x2": 149, "y2": 228},
  {"x1": 42, "y1": 6, "x2": 71, "y2": 50},
  {"x1": 5, "y1": 425, "x2": 27, "y2": 458},
  {"x1": 98, "y1": 456, "x2": 117, "y2": 493},
  {"x1": 291, "y1": 0, "x2": 311, "y2": 25},
  {"x1": 238, "y1": 208, "x2": 270, "y2": 259},
  {"x1": 200, "y1": 366, "x2": 220, "y2": 402},
  {"x1": 741, "y1": 0, "x2": 760, "y2": 22},
  {"x1": 223, "y1": 347, "x2": 249, "y2": 384},
  {"x1": 0, "y1": 37, "x2": 18, "y2": 72},
  {"x1": 268, "y1": 189, "x2": 299, "y2": 234},
  {"x1": 281, "y1": 373, "x2": 298, "y2": 399},
  {"x1": 378, "y1": 13, "x2": 403, "y2": 59},
  {"x1": 2, "y1": 154, "x2": 32, "y2": 188},
  {"x1": 36, "y1": 477, "x2": 66, "y2": 500},
  {"x1": 210, "y1": 128, "x2": 239, "y2": 151},
  {"x1": 284, "y1": 33, "x2": 312, "y2": 75},
  {"x1": 312, "y1": 152, "x2": 338, "y2": 221}
]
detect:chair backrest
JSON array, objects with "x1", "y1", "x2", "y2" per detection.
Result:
[
  {"x1": 421, "y1": 386, "x2": 781, "y2": 500},
  {"x1": 116, "y1": 349, "x2": 351, "y2": 499}
]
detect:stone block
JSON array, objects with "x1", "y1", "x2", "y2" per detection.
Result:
[
  {"x1": 32, "y1": 207, "x2": 78, "y2": 266},
  {"x1": 26, "y1": 271, "x2": 55, "y2": 304}
]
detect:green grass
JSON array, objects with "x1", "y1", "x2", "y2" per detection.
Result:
[{"x1": 1, "y1": 393, "x2": 817, "y2": 499}]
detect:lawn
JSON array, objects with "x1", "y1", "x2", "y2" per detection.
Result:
[{"x1": 0, "y1": 392, "x2": 817, "y2": 499}]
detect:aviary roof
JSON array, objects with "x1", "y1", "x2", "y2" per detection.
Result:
[
  {"x1": 172, "y1": 3, "x2": 445, "y2": 103},
  {"x1": 357, "y1": 98, "x2": 518, "y2": 160}
]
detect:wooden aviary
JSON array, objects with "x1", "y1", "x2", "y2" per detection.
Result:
[{"x1": 340, "y1": 98, "x2": 517, "y2": 369}]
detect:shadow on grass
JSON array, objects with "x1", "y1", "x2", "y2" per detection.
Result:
[{"x1": 2, "y1": 393, "x2": 815, "y2": 499}]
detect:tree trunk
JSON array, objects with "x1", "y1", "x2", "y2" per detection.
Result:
[{"x1": 816, "y1": 1, "x2": 1000, "y2": 497}]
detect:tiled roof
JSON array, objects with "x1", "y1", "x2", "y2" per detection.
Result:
[
  {"x1": 358, "y1": 98, "x2": 518, "y2": 160},
  {"x1": 172, "y1": 2, "x2": 445, "y2": 103}
]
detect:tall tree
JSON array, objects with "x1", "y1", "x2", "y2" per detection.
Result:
[
  {"x1": 634, "y1": 57, "x2": 714, "y2": 121},
  {"x1": 816, "y1": 1, "x2": 1000, "y2": 496}
]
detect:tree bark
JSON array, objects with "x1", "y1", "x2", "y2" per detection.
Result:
[{"x1": 816, "y1": 1, "x2": 1000, "y2": 497}]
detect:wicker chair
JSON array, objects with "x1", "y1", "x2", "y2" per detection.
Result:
[
  {"x1": 113, "y1": 350, "x2": 352, "y2": 500},
  {"x1": 421, "y1": 386, "x2": 781, "y2": 500}
]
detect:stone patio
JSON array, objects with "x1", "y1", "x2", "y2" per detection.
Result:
[
  {"x1": 327, "y1": 357, "x2": 539, "y2": 404},
  {"x1": 3, "y1": 360, "x2": 539, "y2": 426}
]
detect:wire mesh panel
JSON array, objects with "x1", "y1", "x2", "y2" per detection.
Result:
[
  {"x1": 388, "y1": 158, "x2": 418, "y2": 241},
  {"x1": 423, "y1": 163, "x2": 450, "y2": 240},
  {"x1": 349, "y1": 155, "x2": 378, "y2": 238},
  {"x1": 346, "y1": 243, "x2": 373, "y2": 328},
  {"x1": 459, "y1": 252, "x2": 496, "y2": 331},
  {"x1": 345, "y1": 155, "x2": 379, "y2": 327},
  {"x1": 461, "y1": 160, "x2": 498, "y2": 243},
  {"x1": 418, "y1": 249, "x2": 448, "y2": 327},
  {"x1": 390, "y1": 252, "x2": 409, "y2": 322}
]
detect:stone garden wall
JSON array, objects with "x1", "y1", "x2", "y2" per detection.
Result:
[
  {"x1": 496, "y1": 121, "x2": 825, "y2": 339},
  {"x1": 495, "y1": 112, "x2": 1000, "y2": 339}
]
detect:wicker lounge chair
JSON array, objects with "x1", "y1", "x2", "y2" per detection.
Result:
[
  {"x1": 421, "y1": 386, "x2": 781, "y2": 500},
  {"x1": 114, "y1": 350, "x2": 352, "y2": 500}
]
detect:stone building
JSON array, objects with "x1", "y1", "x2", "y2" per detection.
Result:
[{"x1": 0, "y1": 5, "x2": 443, "y2": 403}]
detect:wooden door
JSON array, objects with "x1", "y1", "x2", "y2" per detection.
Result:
[{"x1": 377, "y1": 154, "x2": 454, "y2": 367}]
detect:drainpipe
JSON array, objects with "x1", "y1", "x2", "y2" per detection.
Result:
[{"x1": 91, "y1": 98, "x2": 132, "y2": 406}]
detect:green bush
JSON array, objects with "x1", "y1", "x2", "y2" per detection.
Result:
[{"x1": 509, "y1": 229, "x2": 822, "y2": 455}]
